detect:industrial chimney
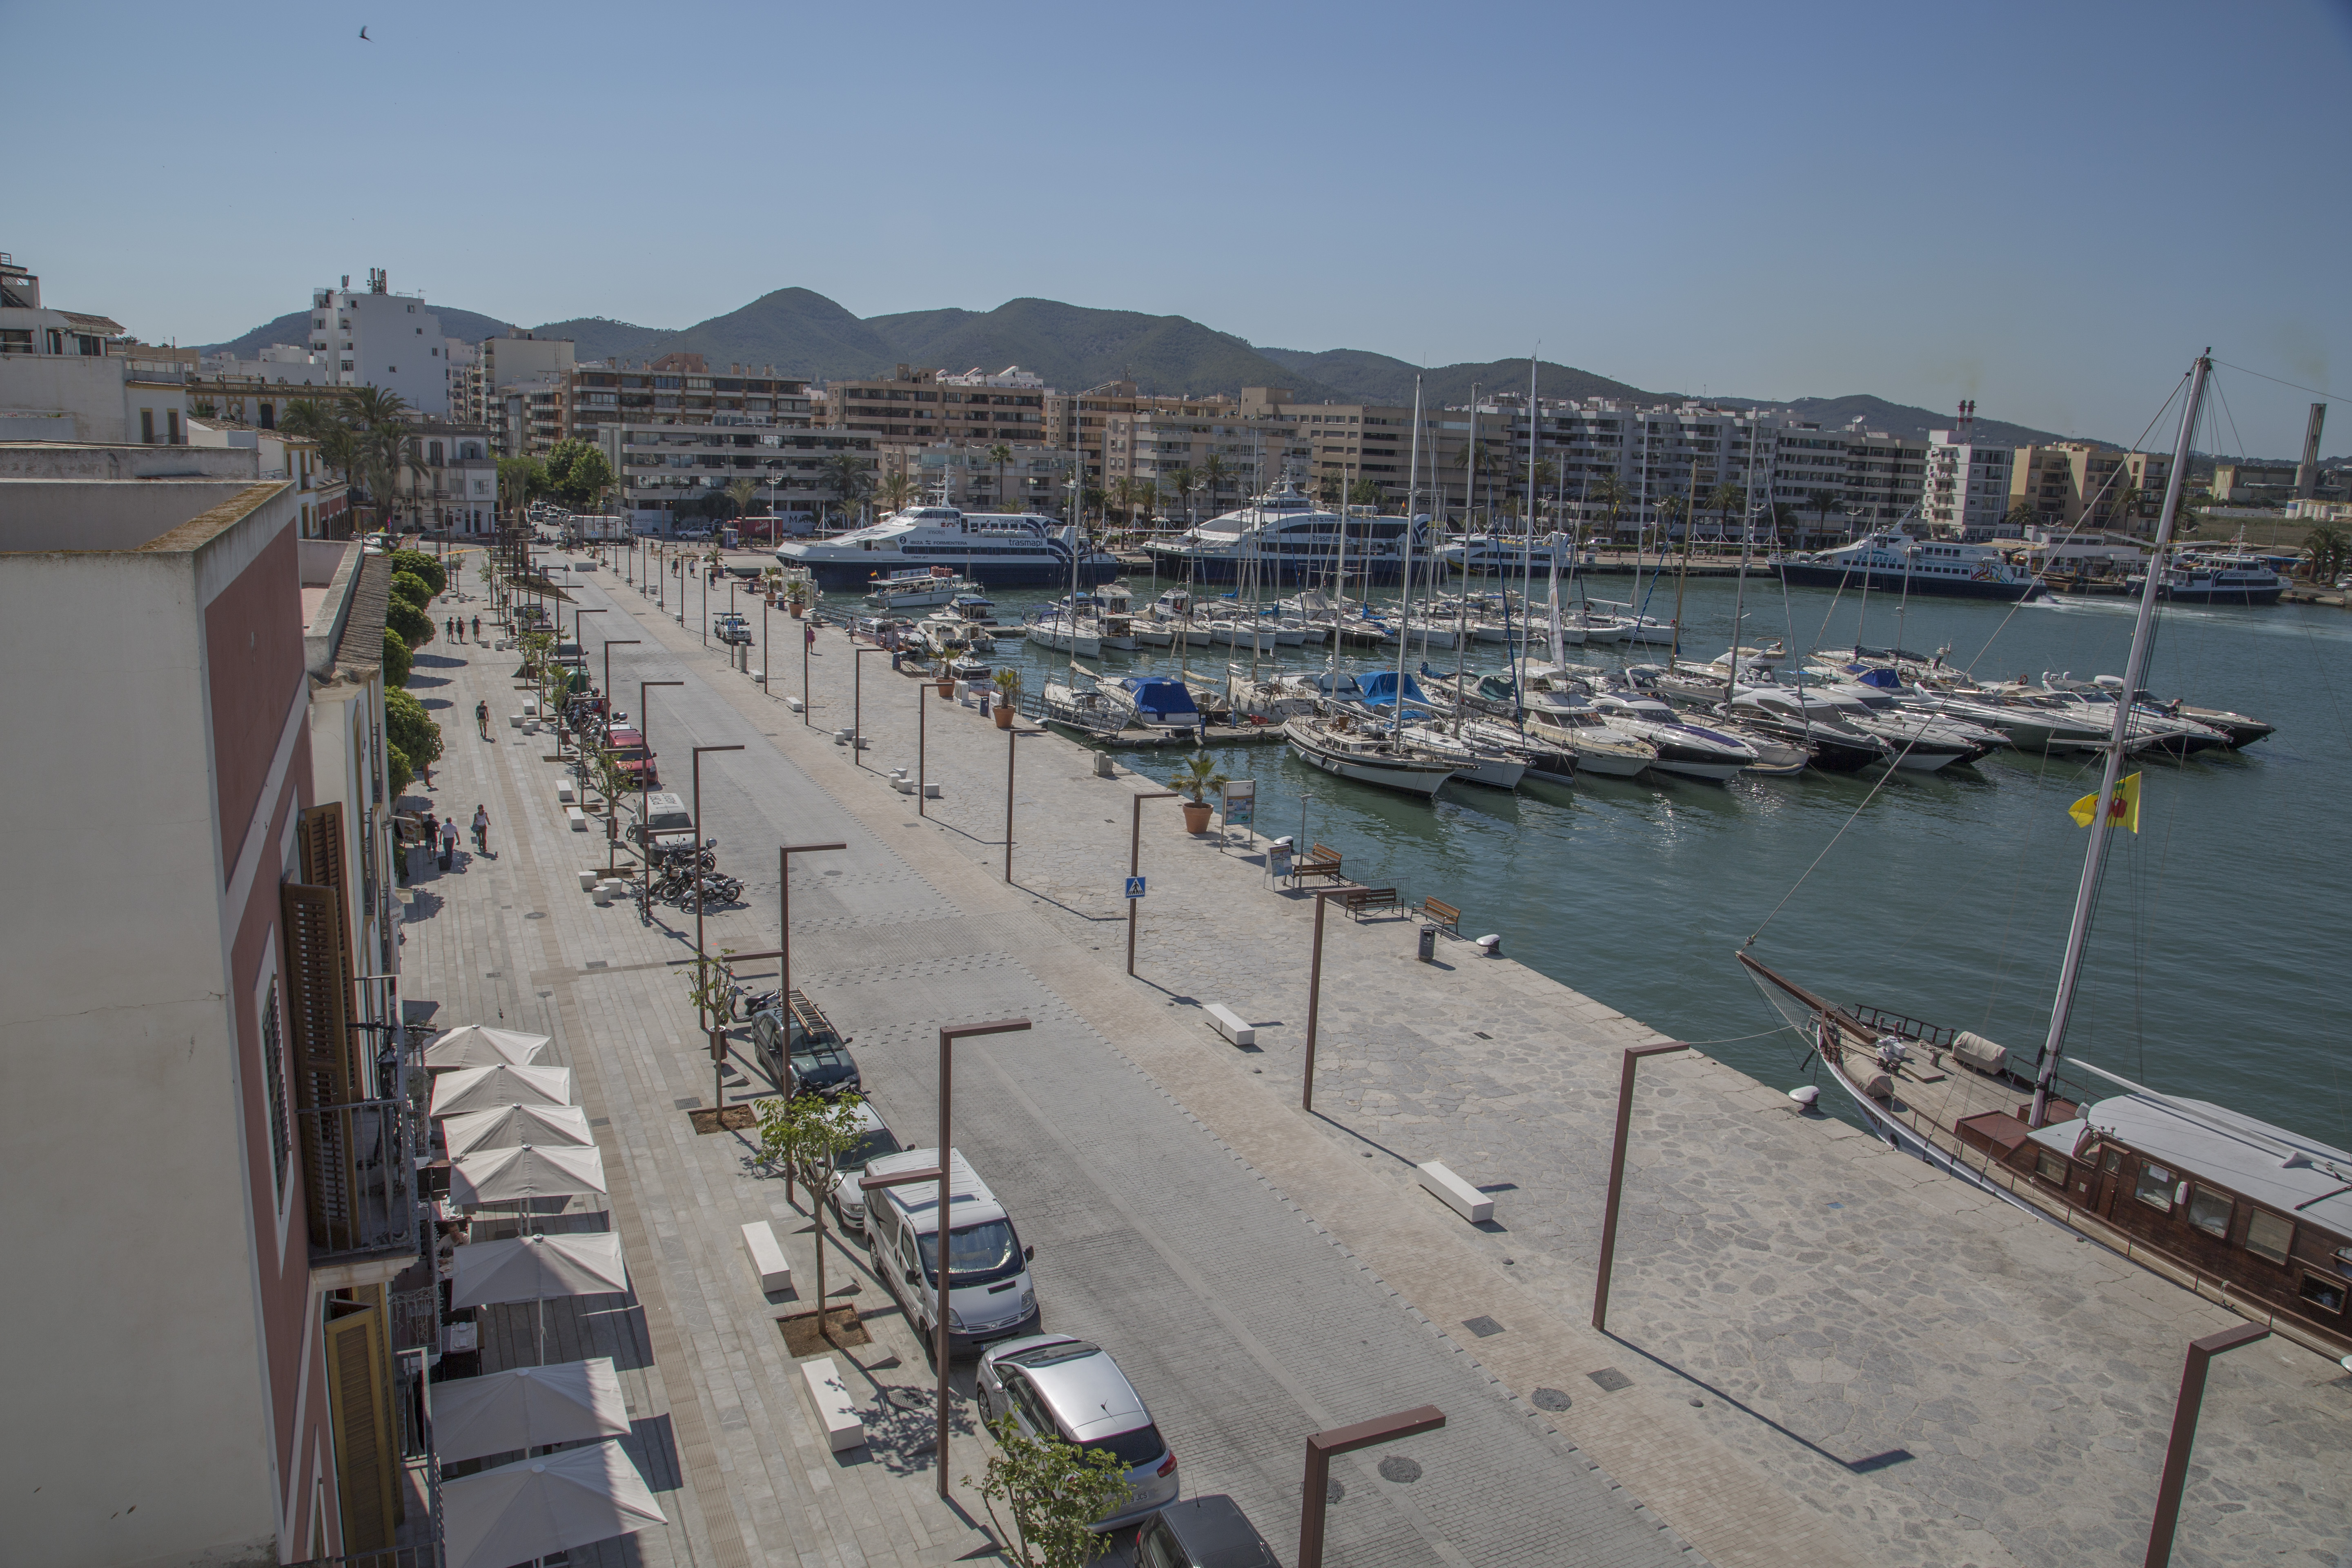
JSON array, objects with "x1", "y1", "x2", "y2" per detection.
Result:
[{"x1": 2295, "y1": 403, "x2": 2326, "y2": 499}]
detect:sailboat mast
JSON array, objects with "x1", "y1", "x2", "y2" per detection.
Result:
[
  {"x1": 2029, "y1": 352, "x2": 2212, "y2": 1128},
  {"x1": 1396, "y1": 376, "x2": 1424, "y2": 736},
  {"x1": 1722, "y1": 415, "x2": 1755, "y2": 708}
]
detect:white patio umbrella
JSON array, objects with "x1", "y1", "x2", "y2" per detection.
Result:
[
  {"x1": 450, "y1": 1232, "x2": 630, "y2": 1365},
  {"x1": 442, "y1": 1103, "x2": 595, "y2": 1161},
  {"x1": 430, "y1": 1356, "x2": 630, "y2": 1465},
  {"x1": 430, "y1": 1063, "x2": 574, "y2": 1120},
  {"x1": 426, "y1": 1025, "x2": 554, "y2": 1070},
  {"x1": 439, "y1": 1439, "x2": 666, "y2": 1568},
  {"x1": 451, "y1": 1144, "x2": 608, "y2": 1209}
]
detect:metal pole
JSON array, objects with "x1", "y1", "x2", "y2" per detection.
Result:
[
  {"x1": 802, "y1": 599, "x2": 813, "y2": 726},
  {"x1": 637, "y1": 681, "x2": 684, "y2": 916},
  {"x1": 761, "y1": 597, "x2": 769, "y2": 697},
  {"x1": 918, "y1": 676, "x2": 927, "y2": 816},
  {"x1": 692, "y1": 745, "x2": 744, "y2": 1109},
  {"x1": 853, "y1": 647, "x2": 882, "y2": 767},
  {"x1": 776, "y1": 842, "x2": 845, "y2": 1011},
  {"x1": 2144, "y1": 1322, "x2": 2267, "y2": 1568},
  {"x1": 1296, "y1": 1406, "x2": 1446, "y2": 1568},
  {"x1": 1003, "y1": 728, "x2": 1040, "y2": 883},
  {"x1": 1128, "y1": 791, "x2": 1177, "y2": 976},
  {"x1": 1591, "y1": 1042, "x2": 1691, "y2": 1332},
  {"x1": 933, "y1": 1018, "x2": 1031, "y2": 1499},
  {"x1": 1301, "y1": 888, "x2": 1348, "y2": 1112}
]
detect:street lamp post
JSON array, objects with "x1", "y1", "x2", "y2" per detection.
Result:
[
  {"x1": 928, "y1": 1017, "x2": 1032, "y2": 1497},
  {"x1": 1296, "y1": 1407, "x2": 1446, "y2": 1568},
  {"x1": 691, "y1": 744, "x2": 746, "y2": 1110},
  {"x1": 1127, "y1": 791, "x2": 1178, "y2": 976},
  {"x1": 1004, "y1": 726, "x2": 1044, "y2": 883},
  {"x1": 2145, "y1": 1322, "x2": 2271, "y2": 1568},
  {"x1": 1590, "y1": 1041, "x2": 1692, "y2": 1332},
  {"x1": 637, "y1": 680, "x2": 684, "y2": 917},
  {"x1": 776, "y1": 841, "x2": 846, "y2": 1017},
  {"x1": 1298, "y1": 887, "x2": 1354, "y2": 1112},
  {"x1": 802, "y1": 600, "x2": 815, "y2": 726},
  {"x1": 851, "y1": 646, "x2": 884, "y2": 767}
]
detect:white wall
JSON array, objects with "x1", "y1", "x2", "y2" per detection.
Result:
[{"x1": 0, "y1": 354, "x2": 189, "y2": 444}]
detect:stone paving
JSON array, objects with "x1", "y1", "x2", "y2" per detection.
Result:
[{"x1": 397, "y1": 561, "x2": 1700, "y2": 1568}]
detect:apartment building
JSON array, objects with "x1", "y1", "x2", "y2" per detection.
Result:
[
  {"x1": 304, "y1": 269, "x2": 462, "y2": 414},
  {"x1": 0, "y1": 252, "x2": 194, "y2": 444},
  {"x1": 2, "y1": 465, "x2": 416, "y2": 1566},
  {"x1": 183, "y1": 416, "x2": 354, "y2": 538},
  {"x1": 567, "y1": 355, "x2": 812, "y2": 449},
  {"x1": 2010, "y1": 441, "x2": 2172, "y2": 532},
  {"x1": 821, "y1": 363, "x2": 1050, "y2": 445},
  {"x1": 882, "y1": 439, "x2": 1073, "y2": 512},
  {"x1": 1923, "y1": 416, "x2": 2017, "y2": 539},
  {"x1": 597, "y1": 418, "x2": 879, "y2": 532}
]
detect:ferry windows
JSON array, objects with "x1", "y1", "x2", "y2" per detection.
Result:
[
  {"x1": 2243, "y1": 1209, "x2": 2293, "y2": 1265},
  {"x1": 2186, "y1": 1186, "x2": 2232, "y2": 1238},
  {"x1": 2133, "y1": 1163, "x2": 2175, "y2": 1211}
]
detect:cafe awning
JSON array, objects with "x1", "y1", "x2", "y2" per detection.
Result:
[
  {"x1": 438, "y1": 1439, "x2": 665, "y2": 1568},
  {"x1": 425, "y1": 1025, "x2": 554, "y2": 1070},
  {"x1": 429, "y1": 1064, "x2": 574, "y2": 1119},
  {"x1": 441, "y1": 1103, "x2": 595, "y2": 1161},
  {"x1": 430, "y1": 1356, "x2": 630, "y2": 1465},
  {"x1": 451, "y1": 1143, "x2": 608, "y2": 1208}
]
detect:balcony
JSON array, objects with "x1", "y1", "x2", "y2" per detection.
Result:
[{"x1": 301, "y1": 1098, "x2": 423, "y2": 1283}]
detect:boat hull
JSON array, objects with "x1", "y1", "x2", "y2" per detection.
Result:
[
  {"x1": 1146, "y1": 549, "x2": 1413, "y2": 587},
  {"x1": 1283, "y1": 723, "x2": 1455, "y2": 796},
  {"x1": 790, "y1": 554, "x2": 1118, "y2": 592},
  {"x1": 1776, "y1": 562, "x2": 2046, "y2": 601},
  {"x1": 2156, "y1": 584, "x2": 2285, "y2": 606}
]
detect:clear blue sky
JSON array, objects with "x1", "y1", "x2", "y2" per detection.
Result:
[{"x1": 11, "y1": 0, "x2": 2348, "y2": 450}]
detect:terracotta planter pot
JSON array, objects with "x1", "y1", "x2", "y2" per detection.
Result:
[
  {"x1": 937, "y1": 680, "x2": 955, "y2": 698},
  {"x1": 993, "y1": 704, "x2": 1016, "y2": 730},
  {"x1": 1181, "y1": 801, "x2": 1214, "y2": 833},
  {"x1": 789, "y1": 604, "x2": 805, "y2": 619}
]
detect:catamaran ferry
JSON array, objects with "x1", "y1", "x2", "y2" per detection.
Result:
[
  {"x1": 776, "y1": 506, "x2": 1119, "y2": 591},
  {"x1": 1776, "y1": 532, "x2": 2046, "y2": 601},
  {"x1": 1144, "y1": 482, "x2": 1430, "y2": 587}
]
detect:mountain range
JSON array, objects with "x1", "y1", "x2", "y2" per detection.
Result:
[{"x1": 202, "y1": 287, "x2": 2079, "y2": 448}]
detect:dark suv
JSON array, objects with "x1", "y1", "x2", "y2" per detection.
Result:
[{"x1": 750, "y1": 1004, "x2": 861, "y2": 1098}]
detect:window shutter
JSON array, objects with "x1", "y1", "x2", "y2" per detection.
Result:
[
  {"x1": 300, "y1": 802, "x2": 347, "y2": 891},
  {"x1": 324, "y1": 1305, "x2": 396, "y2": 1552},
  {"x1": 281, "y1": 882, "x2": 356, "y2": 1246}
]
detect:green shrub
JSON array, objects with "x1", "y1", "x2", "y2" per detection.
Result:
[
  {"x1": 389, "y1": 570, "x2": 433, "y2": 609},
  {"x1": 389, "y1": 549, "x2": 446, "y2": 595},
  {"x1": 385, "y1": 688, "x2": 443, "y2": 769},
  {"x1": 381, "y1": 627, "x2": 413, "y2": 687},
  {"x1": 386, "y1": 742, "x2": 414, "y2": 799},
  {"x1": 385, "y1": 597, "x2": 434, "y2": 650}
]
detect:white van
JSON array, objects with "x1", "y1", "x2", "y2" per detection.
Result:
[{"x1": 859, "y1": 1147, "x2": 1038, "y2": 1360}]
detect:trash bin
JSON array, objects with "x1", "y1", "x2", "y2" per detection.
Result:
[{"x1": 1417, "y1": 925, "x2": 1437, "y2": 963}]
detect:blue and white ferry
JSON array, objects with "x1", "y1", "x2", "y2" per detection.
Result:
[
  {"x1": 1776, "y1": 532, "x2": 2045, "y2": 601},
  {"x1": 777, "y1": 506, "x2": 1118, "y2": 592},
  {"x1": 1144, "y1": 482, "x2": 1431, "y2": 587}
]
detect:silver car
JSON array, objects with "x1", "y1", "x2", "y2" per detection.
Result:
[
  {"x1": 975, "y1": 1335, "x2": 1178, "y2": 1531},
  {"x1": 824, "y1": 1102, "x2": 906, "y2": 1234}
]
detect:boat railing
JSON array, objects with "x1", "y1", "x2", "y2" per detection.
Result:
[{"x1": 1849, "y1": 1004, "x2": 1957, "y2": 1049}]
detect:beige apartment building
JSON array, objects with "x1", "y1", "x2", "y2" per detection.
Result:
[
  {"x1": 2010, "y1": 441, "x2": 2172, "y2": 532},
  {"x1": 819, "y1": 363, "x2": 1050, "y2": 446},
  {"x1": 880, "y1": 440, "x2": 1073, "y2": 512}
]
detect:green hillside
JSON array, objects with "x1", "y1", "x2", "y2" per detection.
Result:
[
  {"x1": 869, "y1": 297, "x2": 1334, "y2": 400},
  {"x1": 528, "y1": 316, "x2": 673, "y2": 364},
  {"x1": 1258, "y1": 348, "x2": 1656, "y2": 408}
]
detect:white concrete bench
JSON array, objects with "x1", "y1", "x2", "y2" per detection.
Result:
[
  {"x1": 1416, "y1": 1161, "x2": 1493, "y2": 1224},
  {"x1": 566, "y1": 806, "x2": 588, "y2": 831},
  {"x1": 1203, "y1": 1004, "x2": 1255, "y2": 1047},
  {"x1": 557, "y1": 780, "x2": 577, "y2": 804},
  {"x1": 742, "y1": 1220, "x2": 791, "y2": 1294},
  {"x1": 800, "y1": 1356, "x2": 864, "y2": 1452}
]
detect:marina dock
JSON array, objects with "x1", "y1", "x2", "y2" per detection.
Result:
[{"x1": 408, "y1": 554, "x2": 2348, "y2": 1568}]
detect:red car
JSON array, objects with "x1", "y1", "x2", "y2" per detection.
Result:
[{"x1": 604, "y1": 726, "x2": 659, "y2": 788}]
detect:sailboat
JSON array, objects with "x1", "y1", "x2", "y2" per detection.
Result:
[{"x1": 1740, "y1": 354, "x2": 2352, "y2": 1361}]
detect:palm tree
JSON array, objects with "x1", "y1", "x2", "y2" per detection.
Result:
[
  {"x1": 1451, "y1": 441, "x2": 1493, "y2": 522},
  {"x1": 1654, "y1": 494, "x2": 1688, "y2": 554},
  {"x1": 1591, "y1": 474, "x2": 1630, "y2": 546},
  {"x1": 278, "y1": 398, "x2": 336, "y2": 441},
  {"x1": 349, "y1": 384, "x2": 410, "y2": 432},
  {"x1": 2303, "y1": 523, "x2": 2348, "y2": 583},
  {"x1": 876, "y1": 471, "x2": 920, "y2": 514},
  {"x1": 820, "y1": 452, "x2": 874, "y2": 528},
  {"x1": 1163, "y1": 466, "x2": 1196, "y2": 525},
  {"x1": 987, "y1": 443, "x2": 1013, "y2": 511},
  {"x1": 725, "y1": 478, "x2": 762, "y2": 540},
  {"x1": 1808, "y1": 489, "x2": 1842, "y2": 546},
  {"x1": 1705, "y1": 481, "x2": 1746, "y2": 548},
  {"x1": 1200, "y1": 454, "x2": 1231, "y2": 514}
]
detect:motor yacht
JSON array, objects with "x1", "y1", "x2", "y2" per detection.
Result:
[
  {"x1": 1776, "y1": 532, "x2": 2045, "y2": 601},
  {"x1": 1145, "y1": 482, "x2": 1431, "y2": 587},
  {"x1": 779, "y1": 506, "x2": 1116, "y2": 590}
]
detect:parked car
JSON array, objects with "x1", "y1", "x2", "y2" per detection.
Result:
[
  {"x1": 976, "y1": 1335, "x2": 1179, "y2": 1531},
  {"x1": 675, "y1": 526, "x2": 711, "y2": 541},
  {"x1": 824, "y1": 1102, "x2": 906, "y2": 1234},
  {"x1": 628, "y1": 791, "x2": 696, "y2": 851},
  {"x1": 604, "y1": 726, "x2": 658, "y2": 788},
  {"x1": 749, "y1": 1002, "x2": 861, "y2": 1098},
  {"x1": 1134, "y1": 1497, "x2": 1279, "y2": 1568},
  {"x1": 862, "y1": 1147, "x2": 1039, "y2": 1359}
]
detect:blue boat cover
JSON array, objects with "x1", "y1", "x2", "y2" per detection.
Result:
[
  {"x1": 1119, "y1": 677, "x2": 1201, "y2": 722},
  {"x1": 1353, "y1": 671, "x2": 1429, "y2": 708}
]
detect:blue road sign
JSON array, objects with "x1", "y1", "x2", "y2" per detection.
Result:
[{"x1": 1124, "y1": 876, "x2": 1147, "y2": 900}]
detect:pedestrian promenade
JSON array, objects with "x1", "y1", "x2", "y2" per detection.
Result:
[{"x1": 399, "y1": 554, "x2": 2347, "y2": 1568}]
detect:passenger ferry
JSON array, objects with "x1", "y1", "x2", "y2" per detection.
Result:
[
  {"x1": 776, "y1": 506, "x2": 1118, "y2": 591},
  {"x1": 1143, "y1": 482, "x2": 1430, "y2": 587},
  {"x1": 1437, "y1": 531, "x2": 1586, "y2": 577},
  {"x1": 1776, "y1": 532, "x2": 2045, "y2": 602},
  {"x1": 2131, "y1": 552, "x2": 2286, "y2": 606}
]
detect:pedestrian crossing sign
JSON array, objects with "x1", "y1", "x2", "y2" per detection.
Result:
[{"x1": 1124, "y1": 876, "x2": 1147, "y2": 900}]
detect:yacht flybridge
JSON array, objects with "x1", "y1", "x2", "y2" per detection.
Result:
[
  {"x1": 777, "y1": 506, "x2": 1118, "y2": 591},
  {"x1": 1145, "y1": 482, "x2": 1430, "y2": 587}
]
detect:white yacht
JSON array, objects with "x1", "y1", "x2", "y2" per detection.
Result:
[
  {"x1": 1284, "y1": 714, "x2": 1458, "y2": 797},
  {"x1": 2131, "y1": 552, "x2": 2286, "y2": 605},
  {"x1": 1437, "y1": 532, "x2": 1584, "y2": 577},
  {"x1": 778, "y1": 506, "x2": 1118, "y2": 591},
  {"x1": 1144, "y1": 482, "x2": 1430, "y2": 587},
  {"x1": 1777, "y1": 532, "x2": 2045, "y2": 601}
]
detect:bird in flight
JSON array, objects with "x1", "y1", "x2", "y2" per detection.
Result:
[{"x1": 359, "y1": 24, "x2": 370, "y2": 40}]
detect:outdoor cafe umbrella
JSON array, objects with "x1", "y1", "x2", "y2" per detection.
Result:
[
  {"x1": 451, "y1": 1144, "x2": 608, "y2": 1209},
  {"x1": 430, "y1": 1356, "x2": 630, "y2": 1466},
  {"x1": 430, "y1": 1063, "x2": 574, "y2": 1120},
  {"x1": 450, "y1": 1232, "x2": 630, "y2": 1365},
  {"x1": 441, "y1": 1103, "x2": 594, "y2": 1161},
  {"x1": 439, "y1": 1439, "x2": 666, "y2": 1568},
  {"x1": 426, "y1": 1025, "x2": 554, "y2": 1071}
]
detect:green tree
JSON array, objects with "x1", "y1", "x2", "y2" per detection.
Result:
[
  {"x1": 389, "y1": 570, "x2": 434, "y2": 610},
  {"x1": 2002, "y1": 501, "x2": 2041, "y2": 535},
  {"x1": 1809, "y1": 489, "x2": 1843, "y2": 542},
  {"x1": 380, "y1": 626, "x2": 413, "y2": 687},
  {"x1": 348, "y1": 384, "x2": 410, "y2": 430},
  {"x1": 384, "y1": 687, "x2": 443, "y2": 773},
  {"x1": 1198, "y1": 454, "x2": 1231, "y2": 514},
  {"x1": 545, "y1": 438, "x2": 616, "y2": 510},
  {"x1": 1590, "y1": 474, "x2": 1630, "y2": 544},
  {"x1": 385, "y1": 596, "x2": 435, "y2": 650},
  {"x1": 966, "y1": 1417, "x2": 1132, "y2": 1568},
  {"x1": 1314, "y1": 472, "x2": 1344, "y2": 505},
  {"x1": 386, "y1": 743, "x2": 414, "y2": 800},
  {"x1": 726, "y1": 477, "x2": 761, "y2": 518},
  {"x1": 2304, "y1": 523, "x2": 2349, "y2": 582},
  {"x1": 821, "y1": 452, "x2": 874, "y2": 526},
  {"x1": 1167, "y1": 749, "x2": 1228, "y2": 804},
  {"x1": 751, "y1": 1091, "x2": 871, "y2": 1336},
  {"x1": 1163, "y1": 464, "x2": 1196, "y2": 523},
  {"x1": 1347, "y1": 476, "x2": 1383, "y2": 508},
  {"x1": 1706, "y1": 481, "x2": 1747, "y2": 546},
  {"x1": 1654, "y1": 494, "x2": 1688, "y2": 552},
  {"x1": 988, "y1": 443, "x2": 1014, "y2": 508},
  {"x1": 278, "y1": 399, "x2": 336, "y2": 441},
  {"x1": 876, "y1": 470, "x2": 920, "y2": 514},
  {"x1": 499, "y1": 455, "x2": 550, "y2": 522},
  {"x1": 390, "y1": 548, "x2": 446, "y2": 595}
]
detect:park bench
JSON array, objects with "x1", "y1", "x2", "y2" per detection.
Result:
[
  {"x1": 1339, "y1": 886, "x2": 1403, "y2": 922},
  {"x1": 1289, "y1": 842, "x2": 1345, "y2": 887},
  {"x1": 1418, "y1": 897, "x2": 1461, "y2": 935}
]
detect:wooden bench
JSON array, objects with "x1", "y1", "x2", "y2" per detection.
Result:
[
  {"x1": 799, "y1": 1356, "x2": 865, "y2": 1452},
  {"x1": 1419, "y1": 897, "x2": 1461, "y2": 934},
  {"x1": 1338, "y1": 886, "x2": 1403, "y2": 922},
  {"x1": 1289, "y1": 842, "x2": 1345, "y2": 887},
  {"x1": 741, "y1": 1220, "x2": 791, "y2": 1294}
]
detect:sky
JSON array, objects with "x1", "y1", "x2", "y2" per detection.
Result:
[{"x1": 10, "y1": 0, "x2": 2350, "y2": 451}]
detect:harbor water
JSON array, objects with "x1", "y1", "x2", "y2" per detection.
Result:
[{"x1": 866, "y1": 570, "x2": 2352, "y2": 1148}]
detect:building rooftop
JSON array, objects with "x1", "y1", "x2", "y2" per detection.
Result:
[{"x1": 0, "y1": 477, "x2": 285, "y2": 554}]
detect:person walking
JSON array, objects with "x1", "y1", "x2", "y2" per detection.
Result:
[
  {"x1": 439, "y1": 816, "x2": 458, "y2": 872},
  {"x1": 472, "y1": 804, "x2": 492, "y2": 856},
  {"x1": 471, "y1": 614, "x2": 481, "y2": 641},
  {"x1": 476, "y1": 699, "x2": 490, "y2": 739}
]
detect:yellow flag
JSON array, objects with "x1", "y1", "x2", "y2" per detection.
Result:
[{"x1": 2068, "y1": 771, "x2": 2141, "y2": 832}]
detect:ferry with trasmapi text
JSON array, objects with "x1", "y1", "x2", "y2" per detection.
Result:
[{"x1": 776, "y1": 506, "x2": 1119, "y2": 591}]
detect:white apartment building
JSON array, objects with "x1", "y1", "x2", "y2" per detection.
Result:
[
  {"x1": 1923, "y1": 417, "x2": 2017, "y2": 539},
  {"x1": 0, "y1": 251, "x2": 196, "y2": 444},
  {"x1": 305, "y1": 269, "x2": 460, "y2": 414},
  {"x1": 884, "y1": 440, "x2": 1073, "y2": 512},
  {"x1": 597, "y1": 418, "x2": 880, "y2": 533}
]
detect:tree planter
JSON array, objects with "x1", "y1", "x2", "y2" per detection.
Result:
[
  {"x1": 937, "y1": 679, "x2": 955, "y2": 697},
  {"x1": 1181, "y1": 802, "x2": 1214, "y2": 833},
  {"x1": 993, "y1": 704, "x2": 1016, "y2": 730},
  {"x1": 789, "y1": 605, "x2": 804, "y2": 619}
]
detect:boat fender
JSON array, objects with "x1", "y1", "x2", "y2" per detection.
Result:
[{"x1": 1788, "y1": 1085, "x2": 1821, "y2": 1110}]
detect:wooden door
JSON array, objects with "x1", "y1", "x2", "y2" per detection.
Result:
[{"x1": 324, "y1": 1303, "x2": 396, "y2": 1552}]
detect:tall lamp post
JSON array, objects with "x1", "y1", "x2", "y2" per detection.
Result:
[
  {"x1": 1590, "y1": 1041, "x2": 1691, "y2": 1332},
  {"x1": 1296, "y1": 1407, "x2": 1446, "y2": 1568},
  {"x1": 636, "y1": 680, "x2": 684, "y2": 914},
  {"x1": 1127, "y1": 791, "x2": 1178, "y2": 975},
  {"x1": 928, "y1": 1017, "x2": 1032, "y2": 1497},
  {"x1": 802, "y1": 600, "x2": 815, "y2": 726},
  {"x1": 1299, "y1": 886, "x2": 1353, "y2": 1112},
  {"x1": 777, "y1": 841, "x2": 846, "y2": 1010},
  {"x1": 2145, "y1": 1322, "x2": 2270, "y2": 1568},
  {"x1": 1004, "y1": 726, "x2": 1044, "y2": 883},
  {"x1": 691, "y1": 744, "x2": 746, "y2": 1109},
  {"x1": 851, "y1": 646, "x2": 884, "y2": 767}
]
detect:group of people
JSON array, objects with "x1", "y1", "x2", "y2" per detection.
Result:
[
  {"x1": 406, "y1": 806, "x2": 494, "y2": 873},
  {"x1": 444, "y1": 614, "x2": 482, "y2": 642}
]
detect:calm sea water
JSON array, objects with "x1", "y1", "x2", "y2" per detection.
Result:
[{"x1": 875, "y1": 568, "x2": 2352, "y2": 1147}]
